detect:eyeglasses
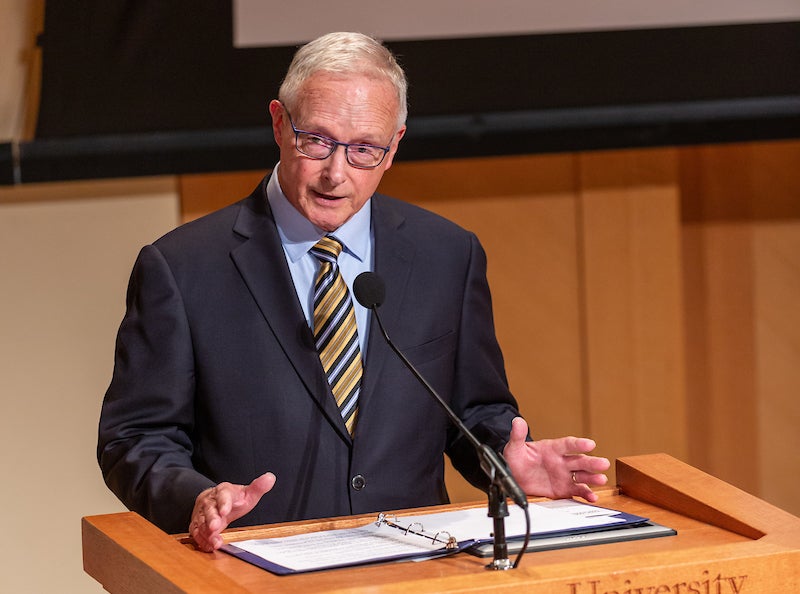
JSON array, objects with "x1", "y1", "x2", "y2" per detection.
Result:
[{"x1": 283, "y1": 105, "x2": 391, "y2": 169}]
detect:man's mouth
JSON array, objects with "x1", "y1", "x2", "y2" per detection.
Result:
[{"x1": 314, "y1": 191, "x2": 343, "y2": 201}]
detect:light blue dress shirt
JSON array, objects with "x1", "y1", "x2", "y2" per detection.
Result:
[{"x1": 265, "y1": 164, "x2": 373, "y2": 357}]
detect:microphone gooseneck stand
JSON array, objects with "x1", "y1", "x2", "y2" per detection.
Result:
[{"x1": 353, "y1": 272, "x2": 531, "y2": 570}]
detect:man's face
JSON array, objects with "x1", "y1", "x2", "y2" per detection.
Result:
[{"x1": 269, "y1": 72, "x2": 406, "y2": 232}]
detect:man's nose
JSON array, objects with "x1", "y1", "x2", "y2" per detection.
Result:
[{"x1": 322, "y1": 144, "x2": 349, "y2": 184}]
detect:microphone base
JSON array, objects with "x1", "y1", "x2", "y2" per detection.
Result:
[
  {"x1": 486, "y1": 557, "x2": 514, "y2": 571},
  {"x1": 486, "y1": 483, "x2": 516, "y2": 570}
]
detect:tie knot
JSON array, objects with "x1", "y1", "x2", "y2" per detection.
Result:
[{"x1": 311, "y1": 235, "x2": 344, "y2": 263}]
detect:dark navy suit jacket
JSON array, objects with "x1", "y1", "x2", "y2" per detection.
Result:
[{"x1": 98, "y1": 177, "x2": 520, "y2": 533}]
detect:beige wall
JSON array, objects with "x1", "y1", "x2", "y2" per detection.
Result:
[
  {"x1": 0, "y1": 0, "x2": 39, "y2": 140},
  {"x1": 0, "y1": 178, "x2": 180, "y2": 593}
]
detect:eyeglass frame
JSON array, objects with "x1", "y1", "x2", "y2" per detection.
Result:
[{"x1": 280, "y1": 103, "x2": 392, "y2": 169}]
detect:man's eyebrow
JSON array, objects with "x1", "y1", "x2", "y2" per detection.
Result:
[
  {"x1": 298, "y1": 118, "x2": 388, "y2": 146},
  {"x1": 313, "y1": 128, "x2": 388, "y2": 147}
]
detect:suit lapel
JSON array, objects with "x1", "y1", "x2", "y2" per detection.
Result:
[
  {"x1": 359, "y1": 196, "x2": 416, "y2": 412},
  {"x1": 229, "y1": 183, "x2": 351, "y2": 442}
]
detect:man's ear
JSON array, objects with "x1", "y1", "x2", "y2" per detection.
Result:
[
  {"x1": 383, "y1": 125, "x2": 407, "y2": 171},
  {"x1": 268, "y1": 100, "x2": 284, "y2": 143}
]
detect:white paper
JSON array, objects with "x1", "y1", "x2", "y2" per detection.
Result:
[
  {"x1": 398, "y1": 501, "x2": 627, "y2": 543},
  {"x1": 231, "y1": 522, "x2": 446, "y2": 572},
  {"x1": 226, "y1": 500, "x2": 633, "y2": 572}
]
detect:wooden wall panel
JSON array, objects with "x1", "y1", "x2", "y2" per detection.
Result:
[
  {"x1": 681, "y1": 219, "x2": 759, "y2": 492},
  {"x1": 680, "y1": 140, "x2": 800, "y2": 512},
  {"x1": 755, "y1": 221, "x2": 800, "y2": 514},
  {"x1": 180, "y1": 170, "x2": 264, "y2": 223},
  {"x1": 578, "y1": 148, "x2": 688, "y2": 486}
]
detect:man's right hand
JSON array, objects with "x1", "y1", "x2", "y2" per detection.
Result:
[{"x1": 189, "y1": 471, "x2": 277, "y2": 552}]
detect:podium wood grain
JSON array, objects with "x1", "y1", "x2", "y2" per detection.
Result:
[{"x1": 83, "y1": 454, "x2": 800, "y2": 593}]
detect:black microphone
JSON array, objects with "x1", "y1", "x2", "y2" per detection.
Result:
[
  {"x1": 353, "y1": 271, "x2": 528, "y2": 509},
  {"x1": 352, "y1": 271, "x2": 385, "y2": 309}
]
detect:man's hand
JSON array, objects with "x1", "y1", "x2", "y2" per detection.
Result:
[
  {"x1": 503, "y1": 417, "x2": 610, "y2": 503},
  {"x1": 189, "y1": 472, "x2": 277, "y2": 552}
]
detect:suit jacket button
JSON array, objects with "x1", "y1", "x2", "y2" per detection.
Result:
[{"x1": 351, "y1": 474, "x2": 366, "y2": 491}]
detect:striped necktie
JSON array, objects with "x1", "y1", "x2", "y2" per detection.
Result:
[{"x1": 311, "y1": 236, "x2": 362, "y2": 435}]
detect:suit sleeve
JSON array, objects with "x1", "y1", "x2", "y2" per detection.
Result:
[
  {"x1": 97, "y1": 244, "x2": 213, "y2": 533},
  {"x1": 445, "y1": 232, "x2": 524, "y2": 490}
]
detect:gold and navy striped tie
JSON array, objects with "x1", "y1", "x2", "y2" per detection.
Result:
[{"x1": 311, "y1": 236, "x2": 362, "y2": 435}]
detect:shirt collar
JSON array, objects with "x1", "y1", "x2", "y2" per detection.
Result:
[{"x1": 266, "y1": 163, "x2": 371, "y2": 264}]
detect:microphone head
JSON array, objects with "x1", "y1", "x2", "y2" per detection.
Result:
[{"x1": 354, "y1": 272, "x2": 386, "y2": 309}]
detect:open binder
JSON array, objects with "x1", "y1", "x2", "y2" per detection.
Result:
[
  {"x1": 221, "y1": 499, "x2": 676, "y2": 575},
  {"x1": 221, "y1": 515, "x2": 475, "y2": 576}
]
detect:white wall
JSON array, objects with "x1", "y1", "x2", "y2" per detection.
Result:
[
  {"x1": 234, "y1": 0, "x2": 800, "y2": 46},
  {"x1": 0, "y1": 177, "x2": 179, "y2": 593}
]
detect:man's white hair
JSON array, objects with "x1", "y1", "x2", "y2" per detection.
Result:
[{"x1": 279, "y1": 31, "x2": 408, "y2": 130}]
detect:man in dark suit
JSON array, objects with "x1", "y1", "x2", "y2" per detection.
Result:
[{"x1": 98, "y1": 32, "x2": 610, "y2": 553}]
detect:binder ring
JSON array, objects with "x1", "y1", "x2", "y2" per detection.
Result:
[
  {"x1": 433, "y1": 531, "x2": 458, "y2": 550},
  {"x1": 375, "y1": 513, "x2": 460, "y2": 550}
]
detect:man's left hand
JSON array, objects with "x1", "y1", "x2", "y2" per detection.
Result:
[{"x1": 502, "y1": 417, "x2": 610, "y2": 503}]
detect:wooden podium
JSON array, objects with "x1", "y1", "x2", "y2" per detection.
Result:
[{"x1": 82, "y1": 454, "x2": 800, "y2": 593}]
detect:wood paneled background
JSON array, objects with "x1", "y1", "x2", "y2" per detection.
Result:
[{"x1": 179, "y1": 139, "x2": 800, "y2": 514}]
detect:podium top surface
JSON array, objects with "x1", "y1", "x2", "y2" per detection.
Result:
[{"x1": 82, "y1": 454, "x2": 800, "y2": 593}]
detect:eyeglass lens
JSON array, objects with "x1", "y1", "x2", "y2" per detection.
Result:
[{"x1": 296, "y1": 132, "x2": 386, "y2": 168}]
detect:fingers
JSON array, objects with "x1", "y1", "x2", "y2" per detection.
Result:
[
  {"x1": 213, "y1": 484, "x2": 235, "y2": 521},
  {"x1": 190, "y1": 485, "x2": 227, "y2": 552},
  {"x1": 555, "y1": 435, "x2": 598, "y2": 455},
  {"x1": 556, "y1": 435, "x2": 611, "y2": 476},
  {"x1": 568, "y1": 462, "x2": 610, "y2": 503},
  {"x1": 569, "y1": 449, "x2": 611, "y2": 476},
  {"x1": 247, "y1": 472, "x2": 277, "y2": 501},
  {"x1": 553, "y1": 435, "x2": 610, "y2": 502},
  {"x1": 226, "y1": 472, "x2": 276, "y2": 520},
  {"x1": 189, "y1": 473, "x2": 276, "y2": 553},
  {"x1": 571, "y1": 469, "x2": 609, "y2": 488},
  {"x1": 507, "y1": 416, "x2": 529, "y2": 447},
  {"x1": 585, "y1": 453, "x2": 612, "y2": 473},
  {"x1": 510, "y1": 416, "x2": 528, "y2": 436},
  {"x1": 570, "y1": 471, "x2": 608, "y2": 503},
  {"x1": 575, "y1": 483, "x2": 601, "y2": 503}
]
